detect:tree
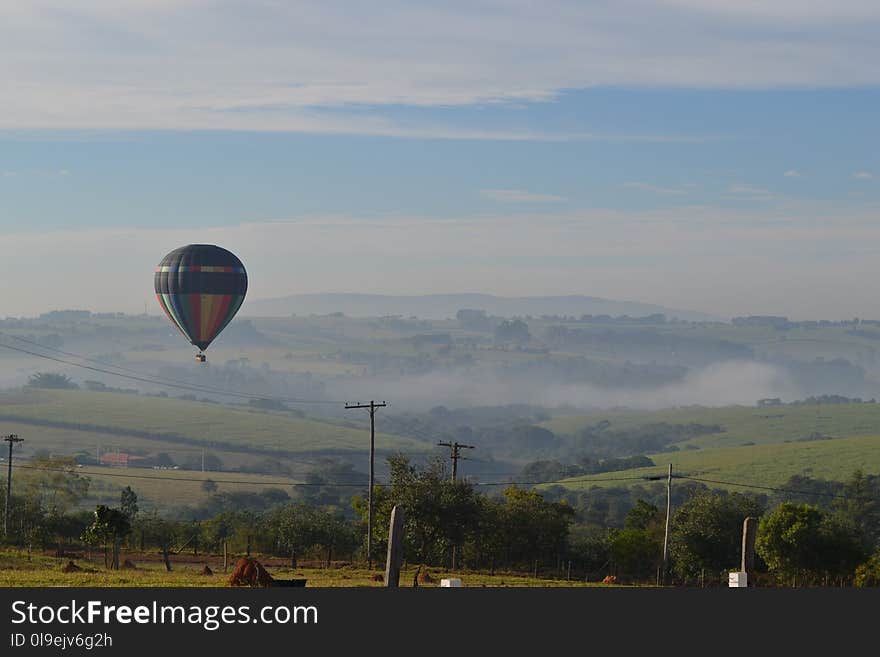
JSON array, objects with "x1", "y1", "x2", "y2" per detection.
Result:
[
  {"x1": 264, "y1": 503, "x2": 357, "y2": 568},
  {"x1": 355, "y1": 455, "x2": 481, "y2": 567},
  {"x1": 20, "y1": 457, "x2": 89, "y2": 518},
  {"x1": 610, "y1": 527, "x2": 662, "y2": 581},
  {"x1": 854, "y1": 551, "x2": 880, "y2": 587},
  {"x1": 833, "y1": 470, "x2": 880, "y2": 550},
  {"x1": 500, "y1": 486, "x2": 575, "y2": 571},
  {"x1": 82, "y1": 505, "x2": 131, "y2": 570},
  {"x1": 139, "y1": 512, "x2": 183, "y2": 571},
  {"x1": 609, "y1": 500, "x2": 663, "y2": 581},
  {"x1": 267, "y1": 503, "x2": 321, "y2": 568},
  {"x1": 494, "y1": 319, "x2": 531, "y2": 346},
  {"x1": 3, "y1": 492, "x2": 48, "y2": 554},
  {"x1": 757, "y1": 502, "x2": 867, "y2": 585},
  {"x1": 670, "y1": 492, "x2": 763, "y2": 582},
  {"x1": 757, "y1": 503, "x2": 824, "y2": 585},
  {"x1": 120, "y1": 486, "x2": 139, "y2": 521},
  {"x1": 27, "y1": 372, "x2": 77, "y2": 389}
]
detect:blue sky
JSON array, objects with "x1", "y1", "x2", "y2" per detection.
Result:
[{"x1": 1, "y1": 2, "x2": 878, "y2": 318}]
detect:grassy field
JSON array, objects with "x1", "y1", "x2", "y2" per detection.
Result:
[
  {"x1": 0, "y1": 388, "x2": 425, "y2": 455},
  {"x1": 549, "y1": 434, "x2": 880, "y2": 492},
  {"x1": 44, "y1": 465, "x2": 307, "y2": 510},
  {"x1": 542, "y1": 402, "x2": 880, "y2": 449},
  {"x1": 0, "y1": 420, "x2": 318, "y2": 472},
  {"x1": 0, "y1": 550, "x2": 605, "y2": 587}
]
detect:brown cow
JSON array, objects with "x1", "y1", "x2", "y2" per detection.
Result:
[{"x1": 227, "y1": 558, "x2": 274, "y2": 588}]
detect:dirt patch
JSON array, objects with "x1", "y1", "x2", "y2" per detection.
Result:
[{"x1": 227, "y1": 558, "x2": 274, "y2": 588}]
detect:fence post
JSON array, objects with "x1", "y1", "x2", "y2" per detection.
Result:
[
  {"x1": 384, "y1": 505, "x2": 405, "y2": 588},
  {"x1": 742, "y1": 517, "x2": 758, "y2": 587}
]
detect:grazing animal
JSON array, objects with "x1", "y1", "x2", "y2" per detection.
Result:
[{"x1": 227, "y1": 558, "x2": 274, "y2": 587}]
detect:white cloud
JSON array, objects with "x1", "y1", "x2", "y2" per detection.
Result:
[
  {"x1": 622, "y1": 182, "x2": 688, "y2": 195},
  {"x1": 784, "y1": 170, "x2": 802, "y2": 177},
  {"x1": 0, "y1": 2, "x2": 878, "y2": 133},
  {"x1": 480, "y1": 189, "x2": 567, "y2": 203},
  {"x1": 853, "y1": 171, "x2": 874, "y2": 180},
  {"x1": 724, "y1": 183, "x2": 776, "y2": 201}
]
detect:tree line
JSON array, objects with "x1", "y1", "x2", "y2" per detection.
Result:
[{"x1": 3, "y1": 457, "x2": 880, "y2": 586}]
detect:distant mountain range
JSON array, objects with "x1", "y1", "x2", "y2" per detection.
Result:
[{"x1": 243, "y1": 293, "x2": 720, "y2": 322}]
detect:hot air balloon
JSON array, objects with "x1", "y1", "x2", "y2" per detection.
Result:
[{"x1": 154, "y1": 244, "x2": 248, "y2": 362}]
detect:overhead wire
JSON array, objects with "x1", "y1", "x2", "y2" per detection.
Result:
[
  {"x1": 10, "y1": 462, "x2": 375, "y2": 488},
  {"x1": 8, "y1": 462, "x2": 863, "y2": 500},
  {"x1": 674, "y1": 475, "x2": 852, "y2": 500},
  {"x1": 0, "y1": 335, "x2": 346, "y2": 406}
]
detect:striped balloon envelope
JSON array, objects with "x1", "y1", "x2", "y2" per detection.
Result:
[{"x1": 154, "y1": 244, "x2": 248, "y2": 360}]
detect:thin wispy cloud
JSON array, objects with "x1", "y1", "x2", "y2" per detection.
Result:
[
  {"x1": 622, "y1": 182, "x2": 688, "y2": 196},
  {"x1": 481, "y1": 189, "x2": 567, "y2": 203},
  {"x1": 853, "y1": 171, "x2": 874, "y2": 180},
  {"x1": 0, "y1": 2, "x2": 879, "y2": 133},
  {"x1": 784, "y1": 170, "x2": 802, "y2": 178},
  {"x1": 724, "y1": 184, "x2": 776, "y2": 201}
]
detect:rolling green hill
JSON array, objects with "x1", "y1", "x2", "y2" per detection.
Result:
[
  {"x1": 542, "y1": 402, "x2": 880, "y2": 449},
  {"x1": 0, "y1": 389, "x2": 425, "y2": 455},
  {"x1": 546, "y1": 434, "x2": 880, "y2": 493}
]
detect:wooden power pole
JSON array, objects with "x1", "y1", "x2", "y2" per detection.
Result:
[
  {"x1": 345, "y1": 400, "x2": 387, "y2": 569},
  {"x1": 437, "y1": 441, "x2": 475, "y2": 571},
  {"x1": 437, "y1": 441, "x2": 475, "y2": 481},
  {"x1": 4, "y1": 434, "x2": 24, "y2": 536}
]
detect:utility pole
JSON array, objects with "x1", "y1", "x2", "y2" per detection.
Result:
[
  {"x1": 661, "y1": 463, "x2": 672, "y2": 585},
  {"x1": 437, "y1": 441, "x2": 475, "y2": 480},
  {"x1": 345, "y1": 400, "x2": 387, "y2": 569},
  {"x1": 437, "y1": 441, "x2": 475, "y2": 571},
  {"x1": 4, "y1": 434, "x2": 24, "y2": 536}
]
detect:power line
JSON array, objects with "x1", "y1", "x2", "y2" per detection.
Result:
[
  {"x1": 9, "y1": 461, "x2": 663, "y2": 491},
  {"x1": 675, "y1": 475, "x2": 852, "y2": 500},
  {"x1": 0, "y1": 338, "x2": 343, "y2": 406},
  {"x1": 11, "y1": 462, "x2": 375, "y2": 488},
  {"x1": 13, "y1": 448, "x2": 862, "y2": 500},
  {"x1": 469, "y1": 474, "x2": 663, "y2": 486},
  {"x1": 437, "y1": 441, "x2": 475, "y2": 481}
]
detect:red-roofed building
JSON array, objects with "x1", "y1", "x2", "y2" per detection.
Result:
[{"x1": 99, "y1": 452, "x2": 144, "y2": 468}]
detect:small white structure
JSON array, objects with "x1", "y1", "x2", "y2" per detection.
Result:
[
  {"x1": 440, "y1": 578, "x2": 463, "y2": 587},
  {"x1": 728, "y1": 571, "x2": 748, "y2": 588}
]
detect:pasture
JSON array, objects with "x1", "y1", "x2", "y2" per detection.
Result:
[
  {"x1": 542, "y1": 402, "x2": 880, "y2": 448},
  {"x1": 0, "y1": 550, "x2": 602, "y2": 588},
  {"x1": 0, "y1": 388, "x2": 425, "y2": 455},
  {"x1": 550, "y1": 433, "x2": 880, "y2": 492}
]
